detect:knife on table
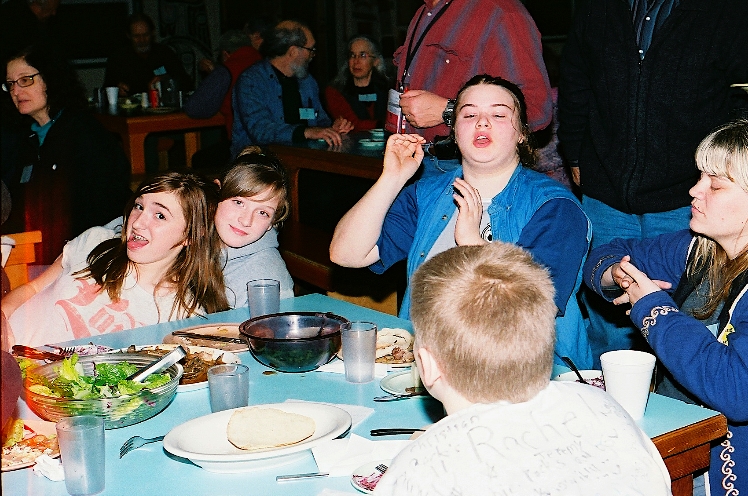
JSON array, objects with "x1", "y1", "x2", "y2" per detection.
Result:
[{"x1": 170, "y1": 331, "x2": 246, "y2": 344}]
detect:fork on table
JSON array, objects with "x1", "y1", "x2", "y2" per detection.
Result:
[{"x1": 119, "y1": 435, "x2": 165, "y2": 458}]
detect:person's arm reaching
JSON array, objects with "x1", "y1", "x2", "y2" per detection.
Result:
[{"x1": 330, "y1": 134, "x2": 425, "y2": 267}]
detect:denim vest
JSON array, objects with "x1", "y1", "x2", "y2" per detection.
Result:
[{"x1": 403, "y1": 165, "x2": 593, "y2": 368}]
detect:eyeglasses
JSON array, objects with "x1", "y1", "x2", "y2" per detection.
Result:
[
  {"x1": 296, "y1": 45, "x2": 317, "y2": 56},
  {"x1": 2, "y1": 73, "x2": 40, "y2": 92},
  {"x1": 349, "y1": 52, "x2": 374, "y2": 60}
]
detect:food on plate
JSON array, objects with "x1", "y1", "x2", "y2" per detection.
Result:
[
  {"x1": 227, "y1": 407, "x2": 316, "y2": 451},
  {"x1": 583, "y1": 376, "x2": 606, "y2": 390},
  {"x1": 26, "y1": 354, "x2": 171, "y2": 400},
  {"x1": 375, "y1": 328, "x2": 414, "y2": 364},
  {"x1": 126, "y1": 345, "x2": 231, "y2": 385},
  {"x1": 1, "y1": 420, "x2": 59, "y2": 471}
]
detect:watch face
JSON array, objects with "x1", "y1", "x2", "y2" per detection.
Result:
[{"x1": 442, "y1": 99, "x2": 456, "y2": 126}]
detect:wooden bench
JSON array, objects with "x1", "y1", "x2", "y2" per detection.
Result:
[{"x1": 268, "y1": 143, "x2": 403, "y2": 315}]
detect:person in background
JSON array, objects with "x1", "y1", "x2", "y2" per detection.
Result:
[
  {"x1": 231, "y1": 20, "x2": 352, "y2": 153},
  {"x1": 324, "y1": 35, "x2": 389, "y2": 131},
  {"x1": 2, "y1": 43, "x2": 132, "y2": 266},
  {"x1": 2, "y1": 172, "x2": 229, "y2": 348},
  {"x1": 532, "y1": 43, "x2": 571, "y2": 189},
  {"x1": 215, "y1": 147, "x2": 294, "y2": 306},
  {"x1": 104, "y1": 13, "x2": 192, "y2": 97},
  {"x1": 185, "y1": 18, "x2": 273, "y2": 169},
  {"x1": 0, "y1": 0, "x2": 60, "y2": 63},
  {"x1": 330, "y1": 75, "x2": 592, "y2": 368},
  {"x1": 559, "y1": 0, "x2": 748, "y2": 365},
  {"x1": 373, "y1": 242, "x2": 671, "y2": 494},
  {"x1": 582, "y1": 119, "x2": 748, "y2": 495},
  {"x1": 393, "y1": 0, "x2": 552, "y2": 176}
]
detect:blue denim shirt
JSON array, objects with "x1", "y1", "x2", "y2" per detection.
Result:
[
  {"x1": 231, "y1": 59, "x2": 331, "y2": 155},
  {"x1": 374, "y1": 165, "x2": 594, "y2": 368}
]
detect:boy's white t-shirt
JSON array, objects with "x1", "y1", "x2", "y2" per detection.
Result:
[
  {"x1": 9, "y1": 227, "x2": 180, "y2": 347},
  {"x1": 374, "y1": 381, "x2": 671, "y2": 496}
]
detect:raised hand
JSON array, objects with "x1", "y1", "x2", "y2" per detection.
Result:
[
  {"x1": 452, "y1": 177, "x2": 486, "y2": 246},
  {"x1": 382, "y1": 134, "x2": 426, "y2": 183}
]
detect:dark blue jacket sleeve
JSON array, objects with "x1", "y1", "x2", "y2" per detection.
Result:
[
  {"x1": 630, "y1": 290, "x2": 748, "y2": 422},
  {"x1": 517, "y1": 198, "x2": 589, "y2": 314},
  {"x1": 370, "y1": 183, "x2": 418, "y2": 274},
  {"x1": 583, "y1": 230, "x2": 693, "y2": 299},
  {"x1": 184, "y1": 65, "x2": 231, "y2": 119}
]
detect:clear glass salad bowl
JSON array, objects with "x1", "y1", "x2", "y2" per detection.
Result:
[{"x1": 24, "y1": 353, "x2": 183, "y2": 429}]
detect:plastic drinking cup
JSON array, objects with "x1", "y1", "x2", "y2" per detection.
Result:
[
  {"x1": 104, "y1": 87, "x2": 118, "y2": 107},
  {"x1": 341, "y1": 321, "x2": 377, "y2": 383},
  {"x1": 207, "y1": 364, "x2": 249, "y2": 412},
  {"x1": 600, "y1": 350, "x2": 656, "y2": 420},
  {"x1": 56, "y1": 416, "x2": 105, "y2": 495},
  {"x1": 247, "y1": 279, "x2": 280, "y2": 318}
]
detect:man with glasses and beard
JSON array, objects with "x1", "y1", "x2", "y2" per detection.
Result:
[{"x1": 231, "y1": 20, "x2": 352, "y2": 154}]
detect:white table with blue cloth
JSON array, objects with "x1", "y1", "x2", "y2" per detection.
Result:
[{"x1": 2, "y1": 294, "x2": 725, "y2": 496}]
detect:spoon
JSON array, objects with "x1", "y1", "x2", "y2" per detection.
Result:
[
  {"x1": 126, "y1": 345, "x2": 187, "y2": 383},
  {"x1": 561, "y1": 356, "x2": 589, "y2": 385}
]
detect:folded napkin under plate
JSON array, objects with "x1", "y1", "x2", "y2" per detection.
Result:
[{"x1": 312, "y1": 434, "x2": 409, "y2": 478}]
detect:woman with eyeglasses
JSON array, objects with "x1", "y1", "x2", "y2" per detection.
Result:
[
  {"x1": 324, "y1": 36, "x2": 389, "y2": 130},
  {"x1": 3, "y1": 43, "x2": 132, "y2": 265}
]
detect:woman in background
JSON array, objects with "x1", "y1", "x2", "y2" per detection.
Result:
[
  {"x1": 324, "y1": 36, "x2": 389, "y2": 131},
  {"x1": 3, "y1": 172, "x2": 228, "y2": 347},
  {"x1": 3, "y1": 43, "x2": 132, "y2": 264}
]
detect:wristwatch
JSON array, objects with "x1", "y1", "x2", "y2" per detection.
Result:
[{"x1": 442, "y1": 99, "x2": 456, "y2": 126}]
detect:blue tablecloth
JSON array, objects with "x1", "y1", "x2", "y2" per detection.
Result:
[{"x1": 2, "y1": 294, "x2": 720, "y2": 495}]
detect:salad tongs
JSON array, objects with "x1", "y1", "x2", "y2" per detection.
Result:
[{"x1": 126, "y1": 345, "x2": 187, "y2": 382}]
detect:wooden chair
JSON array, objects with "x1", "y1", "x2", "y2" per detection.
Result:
[{"x1": 3, "y1": 231, "x2": 42, "y2": 290}]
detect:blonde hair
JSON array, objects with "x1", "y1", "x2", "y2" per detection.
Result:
[
  {"x1": 410, "y1": 242, "x2": 556, "y2": 403},
  {"x1": 219, "y1": 146, "x2": 290, "y2": 226},
  {"x1": 689, "y1": 119, "x2": 748, "y2": 318}
]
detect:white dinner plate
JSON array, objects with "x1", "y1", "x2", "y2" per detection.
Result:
[
  {"x1": 163, "y1": 323, "x2": 247, "y2": 352},
  {"x1": 351, "y1": 459, "x2": 390, "y2": 493},
  {"x1": 359, "y1": 138, "x2": 385, "y2": 148},
  {"x1": 379, "y1": 370, "x2": 417, "y2": 396},
  {"x1": 1, "y1": 420, "x2": 60, "y2": 472},
  {"x1": 113, "y1": 344, "x2": 240, "y2": 392},
  {"x1": 163, "y1": 402, "x2": 352, "y2": 473}
]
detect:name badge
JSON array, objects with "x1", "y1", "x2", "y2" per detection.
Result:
[
  {"x1": 384, "y1": 89, "x2": 405, "y2": 134},
  {"x1": 299, "y1": 107, "x2": 317, "y2": 120},
  {"x1": 153, "y1": 66, "x2": 167, "y2": 76},
  {"x1": 20, "y1": 165, "x2": 33, "y2": 184},
  {"x1": 358, "y1": 93, "x2": 377, "y2": 102}
]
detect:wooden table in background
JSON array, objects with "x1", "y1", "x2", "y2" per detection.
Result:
[{"x1": 95, "y1": 110, "x2": 225, "y2": 175}]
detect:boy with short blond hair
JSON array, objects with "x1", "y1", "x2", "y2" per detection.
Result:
[{"x1": 374, "y1": 242, "x2": 671, "y2": 495}]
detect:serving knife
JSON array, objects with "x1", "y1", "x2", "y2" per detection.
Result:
[{"x1": 170, "y1": 330, "x2": 246, "y2": 344}]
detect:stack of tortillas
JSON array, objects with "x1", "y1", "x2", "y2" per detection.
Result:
[{"x1": 227, "y1": 407, "x2": 316, "y2": 451}]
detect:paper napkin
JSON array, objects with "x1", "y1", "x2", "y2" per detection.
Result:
[
  {"x1": 33, "y1": 454, "x2": 65, "y2": 481},
  {"x1": 312, "y1": 434, "x2": 410, "y2": 478},
  {"x1": 316, "y1": 358, "x2": 409, "y2": 378}
]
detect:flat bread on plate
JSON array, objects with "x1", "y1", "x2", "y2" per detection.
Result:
[{"x1": 227, "y1": 407, "x2": 315, "y2": 451}]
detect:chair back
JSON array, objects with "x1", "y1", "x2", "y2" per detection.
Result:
[{"x1": 3, "y1": 231, "x2": 42, "y2": 290}]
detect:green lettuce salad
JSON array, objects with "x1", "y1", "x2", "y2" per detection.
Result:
[{"x1": 28, "y1": 354, "x2": 171, "y2": 400}]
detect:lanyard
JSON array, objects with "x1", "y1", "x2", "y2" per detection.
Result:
[{"x1": 400, "y1": 0, "x2": 453, "y2": 90}]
